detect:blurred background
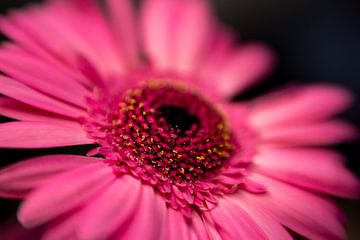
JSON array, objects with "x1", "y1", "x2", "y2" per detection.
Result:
[{"x1": 0, "y1": 0, "x2": 359, "y2": 239}]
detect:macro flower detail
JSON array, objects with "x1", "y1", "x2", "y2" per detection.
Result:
[{"x1": 0, "y1": 0, "x2": 358, "y2": 240}]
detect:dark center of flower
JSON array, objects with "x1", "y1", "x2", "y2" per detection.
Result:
[
  {"x1": 157, "y1": 106, "x2": 198, "y2": 134},
  {"x1": 106, "y1": 82, "x2": 236, "y2": 183}
]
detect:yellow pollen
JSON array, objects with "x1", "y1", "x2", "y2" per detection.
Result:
[
  {"x1": 129, "y1": 99, "x2": 136, "y2": 105},
  {"x1": 196, "y1": 156, "x2": 205, "y2": 161}
]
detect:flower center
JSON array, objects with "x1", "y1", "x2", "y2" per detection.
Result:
[
  {"x1": 106, "y1": 82, "x2": 236, "y2": 183},
  {"x1": 158, "y1": 106, "x2": 198, "y2": 133}
]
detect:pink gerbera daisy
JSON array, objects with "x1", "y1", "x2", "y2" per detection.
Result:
[{"x1": 0, "y1": 0, "x2": 358, "y2": 239}]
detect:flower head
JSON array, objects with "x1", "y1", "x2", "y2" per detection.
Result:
[{"x1": 0, "y1": 0, "x2": 358, "y2": 239}]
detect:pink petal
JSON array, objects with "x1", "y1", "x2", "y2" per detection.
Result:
[
  {"x1": 212, "y1": 43, "x2": 275, "y2": 98},
  {"x1": 0, "y1": 18, "x2": 92, "y2": 88},
  {"x1": 18, "y1": 161, "x2": 115, "y2": 228},
  {"x1": 0, "y1": 98, "x2": 78, "y2": 126},
  {"x1": 254, "y1": 147, "x2": 360, "y2": 198},
  {"x1": 141, "y1": 0, "x2": 180, "y2": 70},
  {"x1": 160, "y1": 208, "x2": 192, "y2": 240},
  {"x1": 141, "y1": 0, "x2": 215, "y2": 74},
  {"x1": 190, "y1": 212, "x2": 219, "y2": 240},
  {"x1": 0, "y1": 154, "x2": 99, "y2": 199},
  {"x1": 240, "y1": 174, "x2": 346, "y2": 240},
  {"x1": 199, "y1": 27, "x2": 236, "y2": 77},
  {"x1": 106, "y1": 0, "x2": 139, "y2": 67},
  {"x1": 1, "y1": 1, "x2": 124, "y2": 79},
  {"x1": 259, "y1": 120, "x2": 357, "y2": 146},
  {"x1": 172, "y1": 0, "x2": 214, "y2": 74},
  {"x1": 42, "y1": 209, "x2": 81, "y2": 240},
  {"x1": 0, "y1": 76, "x2": 85, "y2": 118},
  {"x1": 115, "y1": 185, "x2": 166, "y2": 240},
  {"x1": 77, "y1": 175, "x2": 142, "y2": 240},
  {"x1": 227, "y1": 196, "x2": 293, "y2": 240},
  {"x1": 0, "y1": 121, "x2": 93, "y2": 148},
  {"x1": 211, "y1": 198, "x2": 268, "y2": 240},
  {"x1": 250, "y1": 85, "x2": 353, "y2": 129},
  {"x1": 44, "y1": 0, "x2": 125, "y2": 77},
  {"x1": 0, "y1": 44, "x2": 90, "y2": 108}
]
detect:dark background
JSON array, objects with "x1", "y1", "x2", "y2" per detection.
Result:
[{"x1": 0, "y1": 0, "x2": 359, "y2": 239}]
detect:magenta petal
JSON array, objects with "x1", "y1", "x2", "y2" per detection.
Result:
[
  {"x1": 0, "y1": 121, "x2": 93, "y2": 148},
  {"x1": 141, "y1": 0, "x2": 214, "y2": 74},
  {"x1": 250, "y1": 85, "x2": 353, "y2": 129},
  {"x1": 192, "y1": 212, "x2": 225, "y2": 240},
  {"x1": 0, "y1": 44, "x2": 90, "y2": 108},
  {"x1": 0, "y1": 154, "x2": 100, "y2": 198},
  {"x1": 0, "y1": 76, "x2": 85, "y2": 118},
  {"x1": 260, "y1": 120, "x2": 357, "y2": 146},
  {"x1": 106, "y1": 0, "x2": 139, "y2": 66},
  {"x1": 242, "y1": 174, "x2": 346, "y2": 240},
  {"x1": 42, "y1": 210, "x2": 80, "y2": 240},
  {"x1": 18, "y1": 162, "x2": 114, "y2": 228},
  {"x1": 2, "y1": 1, "x2": 124, "y2": 78},
  {"x1": 77, "y1": 175, "x2": 141, "y2": 240},
  {"x1": 116, "y1": 185, "x2": 166, "y2": 240},
  {"x1": 141, "y1": 0, "x2": 179, "y2": 70},
  {"x1": 172, "y1": 0, "x2": 214, "y2": 74},
  {"x1": 160, "y1": 208, "x2": 192, "y2": 240},
  {"x1": 211, "y1": 198, "x2": 268, "y2": 240},
  {"x1": 227, "y1": 196, "x2": 292, "y2": 240},
  {"x1": 254, "y1": 148, "x2": 360, "y2": 198},
  {"x1": 0, "y1": 98, "x2": 78, "y2": 126},
  {"x1": 213, "y1": 43, "x2": 275, "y2": 98},
  {"x1": 44, "y1": 0, "x2": 126, "y2": 77}
]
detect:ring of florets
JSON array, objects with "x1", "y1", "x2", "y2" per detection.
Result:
[{"x1": 85, "y1": 81, "x2": 248, "y2": 215}]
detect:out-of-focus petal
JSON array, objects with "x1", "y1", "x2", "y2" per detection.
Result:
[
  {"x1": 0, "y1": 121, "x2": 93, "y2": 148},
  {"x1": 42, "y1": 209, "x2": 80, "y2": 240},
  {"x1": 254, "y1": 147, "x2": 360, "y2": 198},
  {"x1": 209, "y1": 43, "x2": 275, "y2": 98},
  {"x1": 0, "y1": 155, "x2": 99, "y2": 198},
  {"x1": 239, "y1": 174, "x2": 346, "y2": 240},
  {"x1": 0, "y1": 76, "x2": 86, "y2": 118},
  {"x1": 226, "y1": 196, "x2": 293, "y2": 240},
  {"x1": 141, "y1": 0, "x2": 215, "y2": 74},
  {"x1": 171, "y1": 0, "x2": 214, "y2": 74},
  {"x1": 258, "y1": 120, "x2": 357, "y2": 146},
  {"x1": 250, "y1": 85, "x2": 353, "y2": 129},
  {"x1": 0, "y1": 98, "x2": 78, "y2": 126},
  {"x1": 114, "y1": 184, "x2": 166, "y2": 240},
  {"x1": 106, "y1": 0, "x2": 139, "y2": 67},
  {"x1": 18, "y1": 162, "x2": 114, "y2": 228},
  {"x1": 159, "y1": 208, "x2": 192, "y2": 240},
  {"x1": 141, "y1": 0, "x2": 179, "y2": 70},
  {"x1": 211, "y1": 198, "x2": 268, "y2": 240},
  {"x1": 77, "y1": 175, "x2": 141, "y2": 240},
  {"x1": 0, "y1": 44, "x2": 90, "y2": 108},
  {"x1": 0, "y1": 0, "x2": 125, "y2": 79}
]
